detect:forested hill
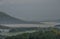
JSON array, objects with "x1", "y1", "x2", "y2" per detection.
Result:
[{"x1": 0, "y1": 12, "x2": 40, "y2": 24}]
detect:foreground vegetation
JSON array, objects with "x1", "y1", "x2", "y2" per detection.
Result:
[{"x1": 5, "y1": 28, "x2": 60, "y2": 39}]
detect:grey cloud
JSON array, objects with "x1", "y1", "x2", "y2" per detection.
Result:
[{"x1": 0, "y1": 0, "x2": 60, "y2": 21}]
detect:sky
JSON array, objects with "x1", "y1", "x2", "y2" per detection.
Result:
[{"x1": 0, "y1": 0, "x2": 60, "y2": 21}]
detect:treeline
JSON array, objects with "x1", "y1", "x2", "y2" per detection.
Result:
[
  {"x1": 5, "y1": 29, "x2": 60, "y2": 39},
  {"x1": 9, "y1": 27, "x2": 38, "y2": 32}
]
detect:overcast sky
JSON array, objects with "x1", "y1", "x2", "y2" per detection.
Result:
[{"x1": 0, "y1": 0, "x2": 60, "y2": 21}]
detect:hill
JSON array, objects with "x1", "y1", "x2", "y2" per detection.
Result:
[
  {"x1": 0, "y1": 12, "x2": 40, "y2": 24},
  {"x1": 41, "y1": 19, "x2": 60, "y2": 22}
]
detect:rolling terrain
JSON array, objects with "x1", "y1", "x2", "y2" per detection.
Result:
[{"x1": 0, "y1": 12, "x2": 40, "y2": 24}]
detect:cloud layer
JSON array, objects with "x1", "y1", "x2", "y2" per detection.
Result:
[{"x1": 0, "y1": 0, "x2": 60, "y2": 21}]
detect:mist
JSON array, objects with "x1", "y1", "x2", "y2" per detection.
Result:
[{"x1": 0, "y1": 0, "x2": 60, "y2": 21}]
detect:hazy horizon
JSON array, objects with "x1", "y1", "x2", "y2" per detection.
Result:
[{"x1": 0, "y1": 0, "x2": 60, "y2": 21}]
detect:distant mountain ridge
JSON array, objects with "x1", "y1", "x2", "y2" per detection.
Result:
[
  {"x1": 0, "y1": 12, "x2": 40, "y2": 24},
  {"x1": 41, "y1": 19, "x2": 60, "y2": 22}
]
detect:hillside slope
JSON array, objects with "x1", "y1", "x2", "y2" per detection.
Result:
[
  {"x1": 0, "y1": 12, "x2": 27, "y2": 24},
  {"x1": 0, "y1": 12, "x2": 40, "y2": 24}
]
